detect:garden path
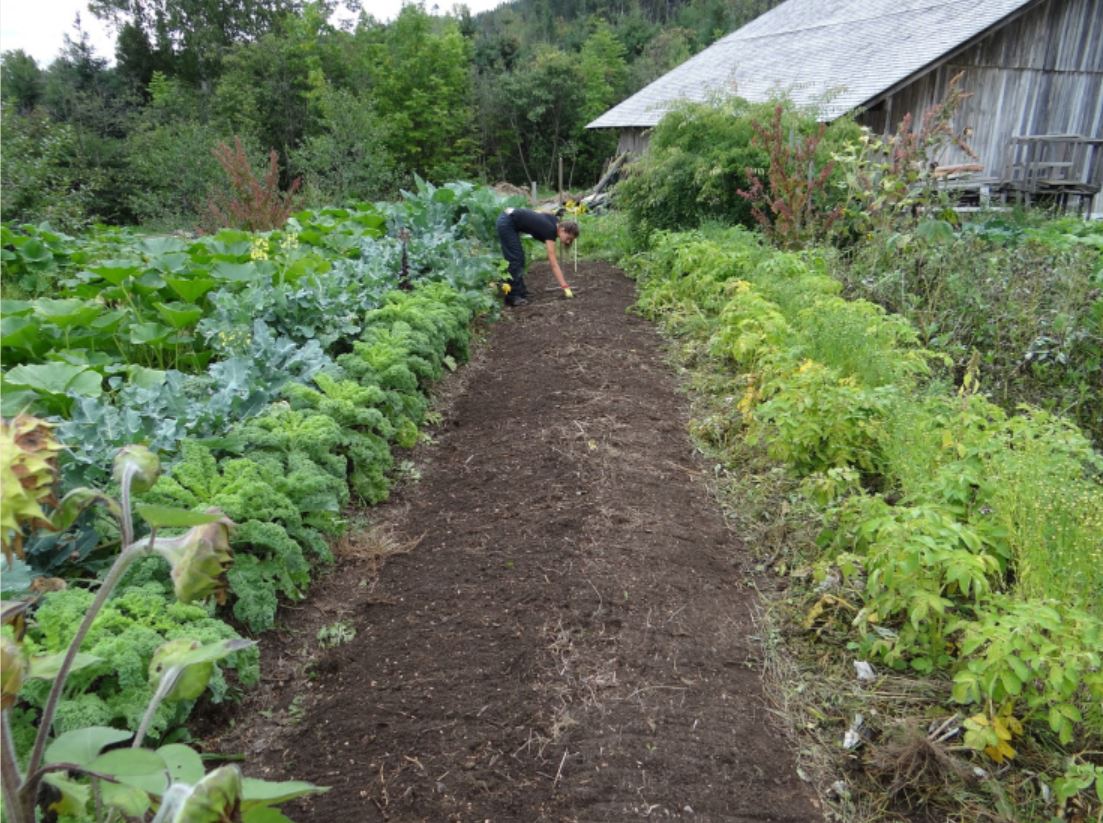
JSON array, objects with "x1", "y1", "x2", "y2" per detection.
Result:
[{"x1": 206, "y1": 261, "x2": 819, "y2": 822}]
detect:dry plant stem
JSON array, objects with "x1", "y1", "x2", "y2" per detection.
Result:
[
  {"x1": 23, "y1": 467, "x2": 142, "y2": 812},
  {"x1": 120, "y1": 463, "x2": 136, "y2": 549},
  {"x1": 133, "y1": 662, "x2": 179, "y2": 748},
  {"x1": 2, "y1": 713, "x2": 25, "y2": 823}
]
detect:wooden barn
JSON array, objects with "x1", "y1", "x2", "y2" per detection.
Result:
[{"x1": 586, "y1": 0, "x2": 1103, "y2": 215}]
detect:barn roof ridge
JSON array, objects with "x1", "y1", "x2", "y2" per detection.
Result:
[{"x1": 719, "y1": 0, "x2": 965, "y2": 42}]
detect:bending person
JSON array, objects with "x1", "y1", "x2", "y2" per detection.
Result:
[{"x1": 495, "y1": 207, "x2": 579, "y2": 307}]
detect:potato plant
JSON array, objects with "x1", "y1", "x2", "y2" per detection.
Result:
[{"x1": 628, "y1": 224, "x2": 1103, "y2": 813}]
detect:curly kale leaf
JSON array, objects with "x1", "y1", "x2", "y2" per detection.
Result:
[
  {"x1": 225, "y1": 554, "x2": 279, "y2": 633},
  {"x1": 20, "y1": 582, "x2": 257, "y2": 745},
  {"x1": 232, "y1": 404, "x2": 347, "y2": 480},
  {"x1": 249, "y1": 450, "x2": 348, "y2": 534},
  {"x1": 338, "y1": 337, "x2": 420, "y2": 395},
  {"x1": 284, "y1": 374, "x2": 394, "y2": 438},
  {"x1": 372, "y1": 283, "x2": 479, "y2": 361},
  {"x1": 233, "y1": 519, "x2": 310, "y2": 596},
  {"x1": 289, "y1": 524, "x2": 333, "y2": 562},
  {"x1": 335, "y1": 348, "x2": 426, "y2": 436},
  {"x1": 346, "y1": 429, "x2": 393, "y2": 503},
  {"x1": 142, "y1": 442, "x2": 301, "y2": 528}
]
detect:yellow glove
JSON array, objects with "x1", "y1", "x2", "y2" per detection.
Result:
[
  {"x1": 563, "y1": 287, "x2": 574, "y2": 299},
  {"x1": 501, "y1": 283, "x2": 512, "y2": 295}
]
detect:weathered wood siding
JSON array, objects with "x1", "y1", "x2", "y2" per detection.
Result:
[
  {"x1": 859, "y1": 0, "x2": 1103, "y2": 213},
  {"x1": 616, "y1": 128, "x2": 652, "y2": 155}
]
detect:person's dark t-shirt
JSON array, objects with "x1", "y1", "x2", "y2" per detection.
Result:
[{"x1": 509, "y1": 209, "x2": 558, "y2": 242}]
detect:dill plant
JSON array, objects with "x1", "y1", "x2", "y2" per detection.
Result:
[{"x1": 980, "y1": 412, "x2": 1103, "y2": 615}]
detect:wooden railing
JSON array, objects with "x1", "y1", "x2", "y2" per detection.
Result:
[
  {"x1": 929, "y1": 134, "x2": 1102, "y2": 214},
  {"x1": 999, "y1": 134, "x2": 1103, "y2": 212}
]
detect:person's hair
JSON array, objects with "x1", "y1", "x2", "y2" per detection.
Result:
[{"x1": 559, "y1": 220, "x2": 580, "y2": 239}]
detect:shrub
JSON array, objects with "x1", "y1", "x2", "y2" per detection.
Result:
[
  {"x1": 750, "y1": 360, "x2": 897, "y2": 477},
  {"x1": 615, "y1": 98, "x2": 770, "y2": 241},
  {"x1": 0, "y1": 105, "x2": 95, "y2": 231},
  {"x1": 616, "y1": 98, "x2": 857, "y2": 245},
  {"x1": 835, "y1": 216, "x2": 1103, "y2": 443},
  {"x1": 126, "y1": 120, "x2": 225, "y2": 229},
  {"x1": 953, "y1": 598, "x2": 1103, "y2": 748},
  {"x1": 290, "y1": 87, "x2": 398, "y2": 206}
]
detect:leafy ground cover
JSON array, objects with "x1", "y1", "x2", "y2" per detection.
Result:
[{"x1": 618, "y1": 222, "x2": 1103, "y2": 820}]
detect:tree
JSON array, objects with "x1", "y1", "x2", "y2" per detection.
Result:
[
  {"x1": 114, "y1": 21, "x2": 173, "y2": 94},
  {"x1": 615, "y1": 97, "x2": 770, "y2": 239},
  {"x1": 0, "y1": 105, "x2": 93, "y2": 229},
  {"x1": 0, "y1": 51, "x2": 45, "y2": 114},
  {"x1": 125, "y1": 73, "x2": 227, "y2": 226},
  {"x1": 579, "y1": 19, "x2": 628, "y2": 119},
  {"x1": 38, "y1": 19, "x2": 137, "y2": 223},
  {"x1": 212, "y1": 26, "x2": 318, "y2": 162},
  {"x1": 290, "y1": 86, "x2": 397, "y2": 205},
  {"x1": 88, "y1": 0, "x2": 311, "y2": 86},
  {"x1": 575, "y1": 20, "x2": 628, "y2": 184},
  {"x1": 629, "y1": 26, "x2": 692, "y2": 89},
  {"x1": 500, "y1": 47, "x2": 587, "y2": 187},
  {"x1": 364, "y1": 6, "x2": 476, "y2": 182}
]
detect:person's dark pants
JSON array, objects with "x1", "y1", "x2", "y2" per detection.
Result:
[{"x1": 496, "y1": 211, "x2": 528, "y2": 301}]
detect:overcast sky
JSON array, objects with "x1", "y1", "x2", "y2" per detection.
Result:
[{"x1": 0, "y1": 1, "x2": 507, "y2": 66}]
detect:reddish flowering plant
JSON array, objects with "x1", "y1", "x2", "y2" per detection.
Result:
[
  {"x1": 737, "y1": 105, "x2": 840, "y2": 249},
  {"x1": 203, "y1": 136, "x2": 302, "y2": 233}
]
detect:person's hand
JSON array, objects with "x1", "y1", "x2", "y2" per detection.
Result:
[{"x1": 563, "y1": 286, "x2": 574, "y2": 299}]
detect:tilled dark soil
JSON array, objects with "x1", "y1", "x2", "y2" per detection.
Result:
[{"x1": 206, "y1": 261, "x2": 821, "y2": 822}]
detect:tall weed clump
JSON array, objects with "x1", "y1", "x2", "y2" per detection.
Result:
[
  {"x1": 736, "y1": 104, "x2": 850, "y2": 249},
  {"x1": 835, "y1": 217, "x2": 1103, "y2": 444},
  {"x1": 818, "y1": 72, "x2": 1101, "y2": 442},
  {"x1": 828, "y1": 71, "x2": 977, "y2": 242}
]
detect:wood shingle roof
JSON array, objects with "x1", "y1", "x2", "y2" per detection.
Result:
[{"x1": 586, "y1": 0, "x2": 1041, "y2": 128}]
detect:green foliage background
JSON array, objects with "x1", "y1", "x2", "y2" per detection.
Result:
[{"x1": 0, "y1": 0, "x2": 784, "y2": 231}]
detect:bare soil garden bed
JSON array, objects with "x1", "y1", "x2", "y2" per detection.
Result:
[{"x1": 203, "y1": 260, "x2": 819, "y2": 822}]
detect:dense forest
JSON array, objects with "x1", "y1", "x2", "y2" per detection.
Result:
[{"x1": 0, "y1": 0, "x2": 780, "y2": 230}]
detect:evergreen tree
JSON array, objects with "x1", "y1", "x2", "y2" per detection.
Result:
[
  {"x1": 0, "y1": 51, "x2": 45, "y2": 114},
  {"x1": 88, "y1": 0, "x2": 311, "y2": 87}
]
